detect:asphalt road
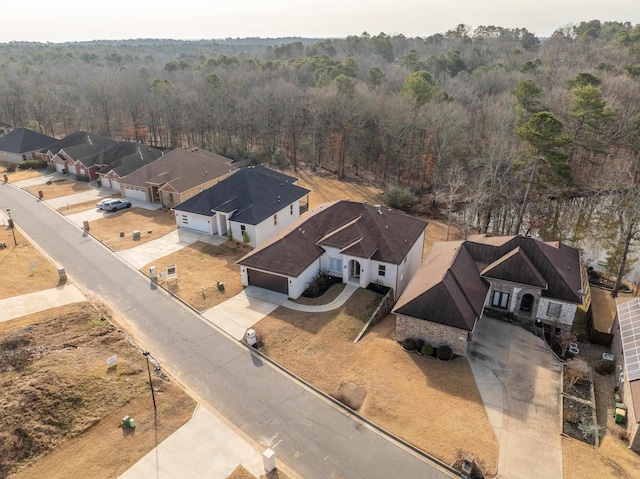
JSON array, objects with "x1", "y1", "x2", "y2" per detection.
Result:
[{"x1": 0, "y1": 181, "x2": 453, "y2": 479}]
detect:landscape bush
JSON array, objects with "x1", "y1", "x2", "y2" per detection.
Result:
[
  {"x1": 595, "y1": 360, "x2": 615, "y2": 375},
  {"x1": 564, "y1": 407, "x2": 581, "y2": 424},
  {"x1": 18, "y1": 159, "x2": 47, "y2": 170},
  {"x1": 437, "y1": 345, "x2": 453, "y2": 361},
  {"x1": 415, "y1": 338, "x2": 425, "y2": 351},
  {"x1": 383, "y1": 185, "x2": 417, "y2": 212},
  {"x1": 421, "y1": 344, "x2": 434, "y2": 356},
  {"x1": 402, "y1": 338, "x2": 417, "y2": 351}
]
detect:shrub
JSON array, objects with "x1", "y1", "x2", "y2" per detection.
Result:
[
  {"x1": 402, "y1": 338, "x2": 417, "y2": 351},
  {"x1": 564, "y1": 407, "x2": 581, "y2": 424},
  {"x1": 227, "y1": 228, "x2": 233, "y2": 241},
  {"x1": 383, "y1": 185, "x2": 417, "y2": 212},
  {"x1": 566, "y1": 358, "x2": 589, "y2": 388},
  {"x1": 18, "y1": 159, "x2": 47, "y2": 170},
  {"x1": 421, "y1": 344, "x2": 434, "y2": 356},
  {"x1": 619, "y1": 430, "x2": 629, "y2": 441},
  {"x1": 595, "y1": 360, "x2": 614, "y2": 375},
  {"x1": 437, "y1": 345, "x2": 453, "y2": 361},
  {"x1": 578, "y1": 417, "x2": 603, "y2": 443},
  {"x1": 303, "y1": 271, "x2": 334, "y2": 298},
  {"x1": 242, "y1": 230, "x2": 250, "y2": 243},
  {"x1": 415, "y1": 338, "x2": 425, "y2": 350}
]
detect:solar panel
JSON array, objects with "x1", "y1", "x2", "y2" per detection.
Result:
[{"x1": 618, "y1": 298, "x2": 640, "y2": 382}]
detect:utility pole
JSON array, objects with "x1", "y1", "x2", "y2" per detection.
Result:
[{"x1": 143, "y1": 351, "x2": 157, "y2": 411}]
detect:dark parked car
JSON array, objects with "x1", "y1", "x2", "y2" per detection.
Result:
[{"x1": 96, "y1": 198, "x2": 132, "y2": 212}]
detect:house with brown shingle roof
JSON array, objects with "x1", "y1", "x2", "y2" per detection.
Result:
[
  {"x1": 118, "y1": 148, "x2": 237, "y2": 206},
  {"x1": 237, "y1": 200, "x2": 427, "y2": 299},
  {"x1": 393, "y1": 234, "x2": 587, "y2": 356},
  {"x1": 40, "y1": 131, "x2": 117, "y2": 176}
]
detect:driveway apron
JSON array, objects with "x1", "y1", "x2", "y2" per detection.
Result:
[{"x1": 468, "y1": 317, "x2": 563, "y2": 479}]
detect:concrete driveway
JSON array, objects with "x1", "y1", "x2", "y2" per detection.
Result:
[{"x1": 468, "y1": 317, "x2": 563, "y2": 479}]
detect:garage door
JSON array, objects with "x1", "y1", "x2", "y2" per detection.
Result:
[
  {"x1": 109, "y1": 178, "x2": 120, "y2": 191},
  {"x1": 247, "y1": 269, "x2": 288, "y2": 294},
  {"x1": 123, "y1": 187, "x2": 147, "y2": 202}
]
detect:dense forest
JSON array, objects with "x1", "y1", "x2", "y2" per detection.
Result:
[{"x1": 1, "y1": 20, "x2": 640, "y2": 291}]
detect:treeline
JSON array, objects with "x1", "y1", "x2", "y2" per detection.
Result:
[{"x1": 1, "y1": 20, "x2": 640, "y2": 239}]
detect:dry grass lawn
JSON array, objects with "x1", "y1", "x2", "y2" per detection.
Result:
[
  {"x1": 25, "y1": 179, "x2": 91, "y2": 199},
  {"x1": 89, "y1": 207, "x2": 176, "y2": 250},
  {"x1": 227, "y1": 465, "x2": 293, "y2": 479},
  {"x1": 0, "y1": 302, "x2": 196, "y2": 479},
  {"x1": 0, "y1": 228, "x2": 60, "y2": 299},
  {"x1": 255, "y1": 291, "x2": 499, "y2": 475},
  {"x1": 142, "y1": 241, "x2": 250, "y2": 311},
  {"x1": 2, "y1": 168, "x2": 44, "y2": 182}
]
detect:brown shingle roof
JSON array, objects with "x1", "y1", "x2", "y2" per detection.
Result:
[
  {"x1": 238, "y1": 201, "x2": 428, "y2": 277},
  {"x1": 120, "y1": 148, "x2": 236, "y2": 192}
]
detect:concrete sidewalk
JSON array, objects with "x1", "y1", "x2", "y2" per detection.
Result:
[
  {"x1": 119, "y1": 404, "x2": 265, "y2": 479},
  {"x1": 281, "y1": 283, "x2": 359, "y2": 312},
  {"x1": 0, "y1": 284, "x2": 87, "y2": 323}
]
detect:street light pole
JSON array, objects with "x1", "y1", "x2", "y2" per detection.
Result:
[
  {"x1": 6, "y1": 209, "x2": 16, "y2": 246},
  {"x1": 143, "y1": 351, "x2": 157, "y2": 412}
]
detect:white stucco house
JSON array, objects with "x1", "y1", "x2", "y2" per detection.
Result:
[
  {"x1": 393, "y1": 234, "x2": 588, "y2": 356},
  {"x1": 171, "y1": 165, "x2": 310, "y2": 248},
  {"x1": 237, "y1": 200, "x2": 428, "y2": 299}
]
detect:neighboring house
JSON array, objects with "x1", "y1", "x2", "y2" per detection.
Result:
[
  {"x1": 118, "y1": 148, "x2": 237, "y2": 206},
  {"x1": 172, "y1": 165, "x2": 310, "y2": 247},
  {"x1": 40, "y1": 131, "x2": 117, "y2": 176},
  {"x1": 611, "y1": 297, "x2": 640, "y2": 452},
  {"x1": 83, "y1": 142, "x2": 164, "y2": 188},
  {"x1": 0, "y1": 128, "x2": 56, "y2": 163},
  {"x1": 237, "y1": 200, "x2": 427, "y2": 299},
  {"x1": 0, "y1": 121, "x2": 13, "y2": 137},
  {"x1": 393, "y1": 235, "x2": 587, "y2": 356}
]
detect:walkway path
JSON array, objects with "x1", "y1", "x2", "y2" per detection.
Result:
[
  {"x1": 281, "y1": 283, "x2": 359, "y2": 312},
  {"x1": 468, "y1": 317, "x2": 563, "y2": 479},
  {"x1": 0, "y1": 284, "x2": 86, "y2": 323}
]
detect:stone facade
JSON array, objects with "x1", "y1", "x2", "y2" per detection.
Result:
[
  {"x1": 537, "y1": 297, "x2": 576, "y2": 329},
  {"x1": 395, "y1": 314, "x2": 470, "y2": 357}
]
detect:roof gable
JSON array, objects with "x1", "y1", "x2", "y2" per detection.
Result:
[
  {"x1": 173, "y1": 165, "x2": 309, "y2": 225},
  {"x1": 238, "y1": 200, "x2": 427, "y2": 276},
  {"x1": 480, "y1": 246, "x2": 547, "y2": 288},
  {"x1": 0, "y1": 128, "x2": 56, "y2": 153}
]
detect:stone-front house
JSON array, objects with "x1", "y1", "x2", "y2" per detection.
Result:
[
  {"x1": 237, "y1": 200, "x2": 427, "y2": 299},
  {"x1": 172, "y1": 165, "x2": 310, "y2": 248},
  {"x1": 611, "y1": 298, "x2": 640, "y2": 452},
  {"x1": 393, "y1": 235, "x2": 587, "y2": 356}
]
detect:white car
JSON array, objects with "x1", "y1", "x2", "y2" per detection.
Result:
[{"x1": 96, "y1": 198, "x2": 132, "y2": 211}]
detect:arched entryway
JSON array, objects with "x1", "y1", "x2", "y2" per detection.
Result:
[
  {"x1": 349, "y1": 259, "x2": 361, "y2": 283},
  {"x1": 520, "y1": 294, "x2": 534, "y2": 316}
]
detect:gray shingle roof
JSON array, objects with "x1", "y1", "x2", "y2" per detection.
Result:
[
  {"x1": 42, "y1": 131, "x2": 117, "y2": 159},
  {"x1": 0, "y1": 128, "x2": 56, "y2": 153},
  {"x1": 80, "y1": 141, "x2": 164, "y2": 174},
  {"x1": 173, "y1": 165, "x2": 310, "y2": 225},
  {"x1": 237, "y1": 200, "x2": 428, "y2": 277}
]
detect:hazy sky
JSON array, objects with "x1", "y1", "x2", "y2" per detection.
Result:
[{"x1": 1, "y1": 0, "x2": 638, "y2": 43}]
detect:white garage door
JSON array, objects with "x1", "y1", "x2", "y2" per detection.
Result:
[
  {"x1": 109, "y1": 178, "x2": 120, "y2": 191},
  {"x1": 178, "y1": 213, "x2": 211, "y2": 234},
  {"x1": 68, "y1": 164, "x2": 77, "y2": 175},
  {"x1": 123, "y1": 187, "x2": 147, "y2": 202},
  {"x1": 56, "y1": 163, "x2": 65, "y2": 173}
]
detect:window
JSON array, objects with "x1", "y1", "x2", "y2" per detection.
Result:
[
  {"x1": 273, "y1": 214, "x2": 278, "y2": 226},
  {"x1": 290, "y1": 204, "x2": 294, "y2": 215},
  {"x1": 547, "y1": 302, "x2": 562, "y2": 318},
  {"x1": 492, "y1": 291, "x2": 510, "y2": 309},
  {"x1": 181, "y1": 215, "x2": 188, "y2": 225},
  {"x1": 328, "y1": 257, "x2": 342, "y2": 273},
  {"x1": 240, "y1": 225, "x2": 246, "y2": 232},
  {"x1": 378, "y1": 265, "x2": 386, "y2": 277}
]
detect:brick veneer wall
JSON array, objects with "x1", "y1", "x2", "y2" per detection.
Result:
[
  {"x1": 611, "y1": 316, "x2": 640, "y2": 452},
  {"x1": 395, "y1": 315, "x2": 469, "y2": 357}
]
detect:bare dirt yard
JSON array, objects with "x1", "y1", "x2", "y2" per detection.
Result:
[
  {"x1": 0, "y1": 228, "x2": 60, "y2": 299},
  {"x1": 254, "y1": 287, "x2": 499, "y2": 476},
  {"x1": 227, "y1": 465, "x2": 292, "y2": 479},
  {"x1": 0, "y1": 302, "x2": 196, "y2": 479},
  {"x1": 25, "y1": 179, "x2": 91, "y2": 199},
  {"x1": 141, "y1": 240, "x2": 251, "y2": 311},
  {"x1": 88, "y1": 207, "x2": 176, "y2": 250}
]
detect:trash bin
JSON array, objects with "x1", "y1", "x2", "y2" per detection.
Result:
[
  {"x1": 615, "y1": 403, "x2": 627, "y2": 424},
  {"x1": 246, "y1": 328, "x2": 256, "y2": 346}
]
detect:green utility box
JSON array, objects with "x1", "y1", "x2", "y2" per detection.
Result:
[{"x1": 614, "y1": 402, "x2": 627, "y2": 424}]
